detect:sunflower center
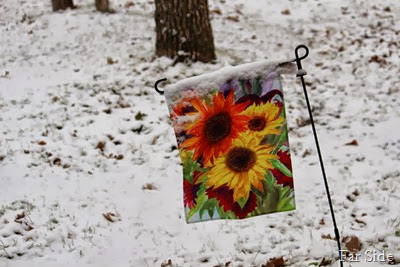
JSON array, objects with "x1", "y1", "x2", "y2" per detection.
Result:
[
  {"x1": 248, "y1": 117, "x2": 266, "y2": 131},
  {"x1": 226, "y1": 147, "x2": 256, "y2": 172},
  {"x1": 204, "y1": 112, "x2": 232, "y2": 143},
  {"x1": 181, "y1": 105, "x2": 196, "y2": 114}
]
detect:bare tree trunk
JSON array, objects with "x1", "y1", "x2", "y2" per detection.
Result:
[
  {"x1": 51, "y1": 0, "x2": 74, "y2": 11},
  {"x1": 155, "y1": 0, "x2": 216, "y2": 63},
  {"x1": 95, "y1": 0, "x2": 109, "y2": 13}
]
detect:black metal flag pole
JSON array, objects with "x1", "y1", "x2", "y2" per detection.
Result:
[{"x1": 294, "y1": 45, "x2": 343, "y2": 266}]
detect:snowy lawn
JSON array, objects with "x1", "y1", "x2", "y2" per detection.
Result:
[{"x1": 0, "y1": 0, "x2": 399, "y2": 266}]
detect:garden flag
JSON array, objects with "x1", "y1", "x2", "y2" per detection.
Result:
[{"x1": 164, "y1": 60, "x2": 296, "y2": 223}]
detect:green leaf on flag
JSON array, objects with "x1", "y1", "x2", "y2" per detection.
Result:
[
  {"x1": 187, "y1": 193, "x2": 207, "y2": 221},
  {"x1": 255, "y1": 171, "x2": 295, "y2": 214},
  {"x1": 237, "y1": 194, "x2": 250, "y2": 209},
  {"x1": 199, "y1": 198, "x2": 218, "y2": 219},
  {"x1": 270, "y1": 159, "x2": 292, "y2": 177},
  {"x1": 272, "y1": 126, "x2": 288, "y2": 154},
  {"x1": 251, "y1": 77, "x2": 262, "y2": 95}
]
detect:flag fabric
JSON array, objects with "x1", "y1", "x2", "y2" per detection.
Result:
[{"x1": 164, "y1": 60, "x2": 296, "y2": 223}]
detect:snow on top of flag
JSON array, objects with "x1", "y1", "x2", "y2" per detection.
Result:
[{"x1": 164, "y1": 59, "x2": 296, "y2": 97}]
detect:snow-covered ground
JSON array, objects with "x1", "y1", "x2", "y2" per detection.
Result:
[{"x1": 0, "y1": 0, "x2": 399, "y2": 266}]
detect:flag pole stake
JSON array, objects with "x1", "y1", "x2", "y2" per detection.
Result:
[{"x1": 294, "y1": 44, "x2": 343, "y2": 267}]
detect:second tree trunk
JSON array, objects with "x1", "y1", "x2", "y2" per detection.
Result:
[
  {"x1": 155, "y1": 0, "x2": 216, "y2": 63},
  {"x1": 52, "y1": 0, "x2": 74, "y2": 11},
  {"x1": 95, "y1": 0, "x2": 109, "y2": 12}
]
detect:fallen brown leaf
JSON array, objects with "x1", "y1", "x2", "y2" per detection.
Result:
[
  {"x1": 262, "y1": 256, "x2": 285, "y2": 267},
  {"x1": 124, "y1": 1, "x2": 134, "y2": 8},
  {"x1": 346, "y1": 194, "x2": 356, "y2": 202},
  {"x1": 107, "y1": 57, "x2": 116, "y2": 64},
  {"x1": 296, "y1": 117, "x2": 311, "y2": 127},
  {"x1": 345, "y1": 139, "x2": 358, "y2": 146},
  {"x1": 103, "y1": 212, "x2": 119, "y2": 222},
  {"x1": 342, "y1": 235, "x2": 362, "y2": 253},
  {"x1": 161, "y1": 259, "x2": 172, "y2": 267},
  {"x1": 114, "y1": 154, "x2": 124, "y2": 160},
  {"x1": 96, "y1": 141, "x2": 106, "y2": 152},
  {"x1": 355, "y1": 218, "x2": 367, "y2": 226},
  {"x1": 103, "y1": 107, "x2": 112, "y2": 114},
  {"x1": 383, "y1": 6, "x2": 391, "y2": 12},
  {"x1": 321, "y1": 234, "x2": 335, "y2": 240},
  {"x1": 38, "y1": 140, "x2": 47, "y2": 146},
  {"x1": 14, "y1": 212, "x2": 25, "y2": 223},
  {"x1": 352, "y1": 189, "x2": 360, "y2": 196},
  {"x1": 142, "y1": 183, "x2": 156, "y2": 190},
  {"x1": 53, "y1": 157, "x2": 62, "y2": 166},
  {"x1": 319, "y1": 257, "x2": 332, "y2": 266},
  {"x1": 211, "y1": 8, "x2": 222, "y2": 15},
  {"x1": 226, "y1": 15, "x2": 239, "y2": 22},
  {"x1": 302, "y1": 149, "x2": 311, "y2": 158},
  {"x1": 369, "y1": 55, "x2": 387, "y2": 66}
]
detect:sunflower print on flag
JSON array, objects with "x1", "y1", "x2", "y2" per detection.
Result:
[{"x1": 164, "y1": 62, "x2": 296, "y2": 222}]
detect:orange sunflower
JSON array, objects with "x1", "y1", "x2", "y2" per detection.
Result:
[
  {"x1": 171, "y1": 97, "x2": 197, "y2": 119},
  {"x1": 182, "y1": 91, "x2": 249, "y2": 165}
]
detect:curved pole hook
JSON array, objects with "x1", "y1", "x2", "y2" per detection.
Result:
[
  {"x1": 295, "y1": 44, "x2": 309, "y2": 61},
  {"x1": 294, "y1": 44, "x2": 309, "y2": 74},
  {"x1": 154, "y1": 78, "x2": 167, "y2": 95}
]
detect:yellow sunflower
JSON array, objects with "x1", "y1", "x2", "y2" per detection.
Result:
[
  {"x1": 206, "y1": 134, "x2": 278, "y2": 202},
  {"x1": 242, "y1": 102, "x2": 284, "y2": 139}
]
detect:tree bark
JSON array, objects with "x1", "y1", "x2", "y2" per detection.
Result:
[
  {"x1": 95, "y1": 0, "x2": 109, "y2": 13},
  {"x1": 155, "y1": 0, "x2": 216, "y2": 63},
  {"x1": 51, "y1": 0, "x2": 74, "y2": 11}
]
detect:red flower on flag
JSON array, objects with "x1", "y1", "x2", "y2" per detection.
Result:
[
  {"x1": 206, "y1": 186, "x2": 258, "y2": 219},
  {"x1": 183, "y1": 170, "x2": 202, "y2": 208},
  {"x1": 271, "y1": 150, "x2": 294, "y2": 188}
]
